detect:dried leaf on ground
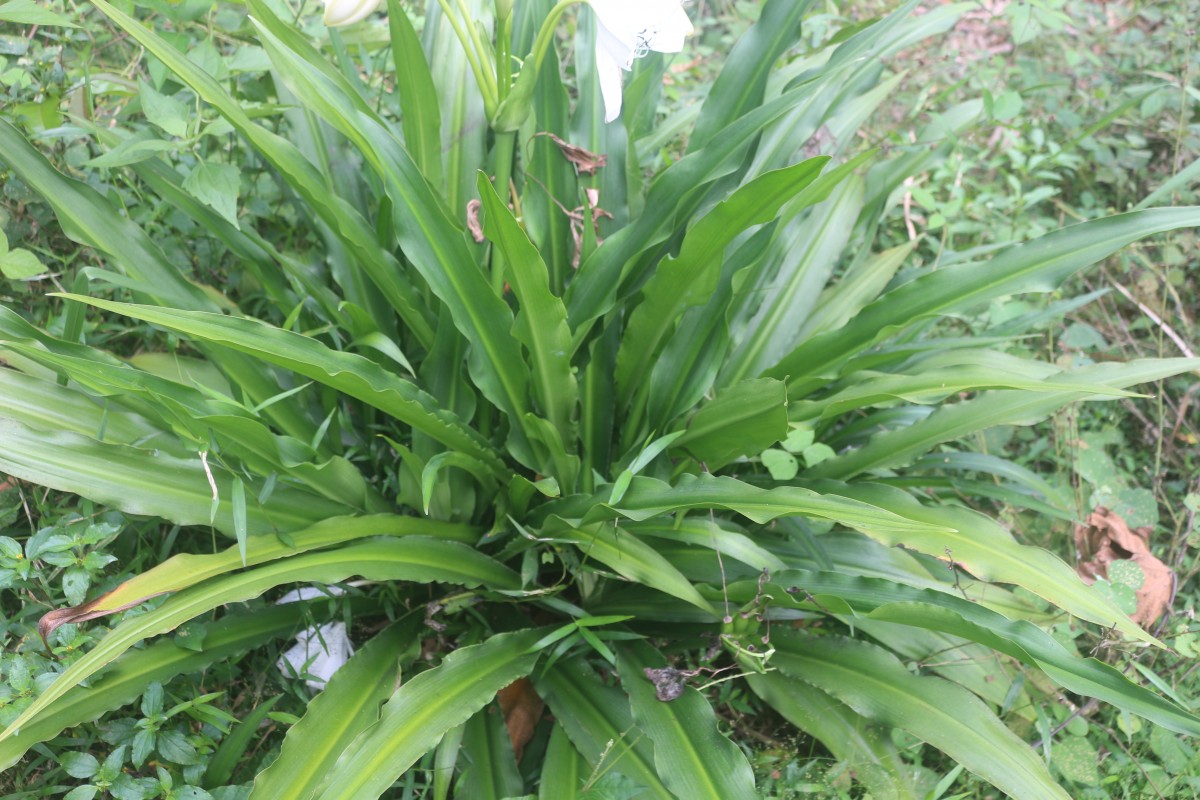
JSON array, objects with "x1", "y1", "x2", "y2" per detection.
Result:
[
  {"x1": 498, "y1": 677, "x2": 544, "y2": 761},
  {"x1": 1074, "y1": 506, "x2": 1174, "y2": 628}
]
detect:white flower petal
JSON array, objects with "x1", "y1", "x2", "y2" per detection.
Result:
[
  {"x1": 596, "y1": 19, "x2": 637, "y2": 70},
  {"x1": 277, "y1": 621, "x2": 354, "y2": 691},
  {"x1": 589, "y1": 0, "x2": 693, "y2": 123},
  {"x1": 590, "y1": 0, "x2": 692, "y2": 52},
  {"x1": 323, "y1": 0, "x2": 380, "y2": 28},
  {"x1": 596, "y1": 47, "x2": 626, "y2": 122},
  {"x1": 643, "y1": 6, "x2": 692, "y2": 53},
  {"x1": 275, "y1": 585, "x2": 347, "y2": 604}
]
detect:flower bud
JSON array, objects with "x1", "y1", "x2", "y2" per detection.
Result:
[{"x1": 323, "y1": 0, "x2": 381, "y2": 27}]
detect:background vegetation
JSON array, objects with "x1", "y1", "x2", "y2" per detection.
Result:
[{"x1": 1, "y1": 0, "x2": 1198, "y2": 797}]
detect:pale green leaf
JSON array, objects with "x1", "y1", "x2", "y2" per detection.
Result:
[
  {"x1": 0, "y1": 247, "x2": 45, "y2": 279},
  {"x1": 138, "y1": 79, "x2": 189, "y2": 138},
  {"x1": 0, "y1": 0, "x2": 77, "y2": 27},
  {"x1": 182, "y1": 161, "x2": 241, "y2": 228},
  {"x1": 767, "y1": 630, "x2": 1071, "y2": 799}
]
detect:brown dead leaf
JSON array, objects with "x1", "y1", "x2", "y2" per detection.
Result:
[
  {"x1": 535, "y1": 132, "x2": 607, "y2": 176},
  {"x1": 1074, "y1": 506, "x2": 1174, "y2": 628},
  {"x1": 497, "y1": 677, "x2": 544, "y2": 761},
  {"x1": 39, "y1": 594, "x2": 149, "y2": 649},
  {"x1": 465, "y1": 198, "x2": 485, "y2": 243},
  {"x1": 36, "y1": 551, "x2": 207, "y2": 648},
  {"x1": 669, "y1": 55, "x2": 704, "y2": 74},
  {"x1": 568, "y1": 189, "x2": 614, "y2": 269}
]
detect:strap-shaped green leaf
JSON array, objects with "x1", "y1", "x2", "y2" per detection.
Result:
[
  {"x1": 250, "y1": 618, "x2": 423, "y2": 800},
  {"x1": 385, "y1": 0, "x2": 443, "y2": 187},
  {"x1": 204, "y1": 695, "x2": 284, "y2": 788},
  {"x1": 54, "y1": 295, "x2": 507, "y2": 476},
  {"x1": 0, "y1": 539, "x2": 519, "y2": 743},
  {"x1": 88, "y1": 0, "x2": 436, "y2": 348},
  {"x1": 0, "y1": 119, "x2": 319, "y2": 444},
  {"x1": 0, "y1": 418, "x2": 353, "y2": 538},
  {"x1": 250, "y1": 20, "x2": 539, "y2": 465},
  {"x1": 766, "y1": 208, "x2": 1200, "y2": 394},
  {"x1": 809, "y1": 357, "x2": 1200, "y2": 478},
  {"x1": 789, "y1": 364, "x2": 1140, "y2": 422},
  {"x1": 730, "y1": 569, "x2": 1200, "y2": 735},
  {"x1": 689, "y1": 0, "x2": 811, "y2": 149},
  {"x1": 746, "y1": 671, "x2": 921, "y2": 800},
  {"x1": 806, "y1": 480, "x2": 1159, "y2": 645},
  {"x1": 314, "y1": 628, "x2": 544, "y2": 800},
  {"x1": 519, "y1": 47, "x2": 576, "y2": 296},
  {"x1": 722, "y1": 175, "x2": 865, "y2": 386},
  {"x1": 618, "y1": 641, "x2": 758, "y2": 800},
  {"x1": 629, "y1": 518, "x2": 787, "y2": 574},
  {"x1": 615, "y1": 158, "x2": 829, "y2": 409},
  {"x1": 554, "y1": 525, "x2": 716, "y2": 615},
  {"x1": 535, "y1": 657, "x2": 673, "y2": 799},
  {"x1": 478, "y1": 172, "x2": 577, "y2": 448},
  {"x1": 670, "y1": 378, "x2": 788, "y2": 470},
  {"x1": 0, "y1": 332, "x2": 379, "y2": 510},
  {"x1": 538, "y1": 725, "x2": 589, "y2": 799},
  {"x1": 0, "y1": 367, "x2": 174, "y2": 454},
  {"x1": 458, "y1": 702, "x2": 524, "y2": 799},
  {"x1": 550, "y1": 474, "x2": 953, "y2": 539},
  {"x1": 646, "y1": 154, "x2": 871, "y2": 433},
  {"x1": 73, "y1": 514, "x2": 477, "y2": 622},
  {"x1": 767, "y1": 630, "x2": 1071, "y2": 799},
  {"x1": 0, "y1": 121, "x2": 204, "y2": 309},
  {"x1": 565, "y1": 87, "x2": 821, "y2": 333}
]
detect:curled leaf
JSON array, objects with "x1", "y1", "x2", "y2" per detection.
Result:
[{"x1": 534, "y1": 132, "x2": 607, "y2": 176}]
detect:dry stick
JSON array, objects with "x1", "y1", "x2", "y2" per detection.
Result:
[
  {"x1": 1164, "y1": 382, "x2": 1200, "y2": 468},
  {"x1": 1106, "y1": 274, "x2": 1198, "y2": 360},
  {"x1": 1103, "y1": 272, "x2": 1198, "y2": 583},
  {"x1": 1030, "y1": 697, "x2": 1100, "y2": 751},
  {"x1": 709, "y1": 507, "x2": 732, "y2": 623},
  {"x1": 1096, "y1": 717, "x2": 1169, "y2": 800},
  {"x1": 1175, "y1": 474, "x2": 1200, "y2": 581}
]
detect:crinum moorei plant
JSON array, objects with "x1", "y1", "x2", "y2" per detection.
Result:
[{"x1": 1, "y1": 0, "x2": 1199, "y2": 797}]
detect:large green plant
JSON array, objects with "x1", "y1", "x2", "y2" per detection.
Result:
[{"x1": 1, "y1": 0, "x2": 1198, "y2": 796}]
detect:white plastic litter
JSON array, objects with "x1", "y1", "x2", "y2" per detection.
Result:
[{"x1": 275, "y1": 586, "x2": 353, "y2": 691}]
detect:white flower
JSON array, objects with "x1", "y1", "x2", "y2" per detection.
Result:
[
  {"x1": 277, "y1": 621, "x2": 355, "y2": 690},
  {"x1": 589, "y1": 0, "x2": 693, "y2": 123},
  {"x1": 323, "y1": 0, "x2": 381, "y2": 28},
  {"x1": 275, "y1": 586, "x2": 354, "y2": 691}
]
